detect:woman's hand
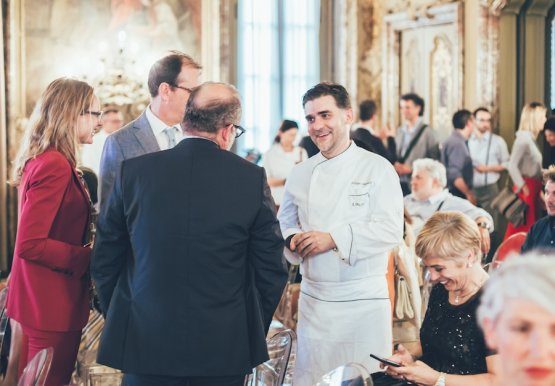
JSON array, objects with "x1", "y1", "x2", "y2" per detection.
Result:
[
  {"x1": 380, "y1": 344, "x2": 414, "y2": 373},
  {"x1": 390, "y1": 360, "x2": 441, "y2": 386},
  {"x1": 519, "y1": 184, "x2": 530, "y2": 197}
]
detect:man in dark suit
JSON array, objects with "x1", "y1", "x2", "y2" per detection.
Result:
[
  {"x1": 351, "y1": 99, "x2": 396, "y2": 163},
  {"x1": 92, "y1": 82, "x2": 288, "y2": 386},
  {"x1": 98, "y1": 51, "x2": 202, "y2": 207}
]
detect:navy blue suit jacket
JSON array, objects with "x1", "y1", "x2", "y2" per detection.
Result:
[{"x1": 92, "y1": 138, "x2": 287, "y2": 376}]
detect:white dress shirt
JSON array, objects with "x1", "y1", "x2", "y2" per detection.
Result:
[
  {"x1": 404, "y1": 189, "x2": 494, "y2": 236},
  {"x1": 468, "y1": 131, "x2": 510, "y2": 187},
  {"x1": 145, "y1": 106, "x2": 183, "y2": 150}
]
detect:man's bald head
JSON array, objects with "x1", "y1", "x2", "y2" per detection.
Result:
[{"x1": 182, "y1": 82, "x2": 242, "y2": 135}]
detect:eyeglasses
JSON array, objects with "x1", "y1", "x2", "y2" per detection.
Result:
[
  {"x1": 83, "y1": 110, "x2": 103, "y2": 121},
  {"x1": 170, "y1": 84, "x2": 194, "y2": 94},
  {"x1": 232, "y1": 124, "x2": 246, "y2": 138}
]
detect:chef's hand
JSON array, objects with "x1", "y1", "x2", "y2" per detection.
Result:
[{"x1": 290, "y1": 231, "x2": 336, "y2": 258}]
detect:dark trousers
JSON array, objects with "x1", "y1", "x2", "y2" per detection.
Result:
[{"x1": 123, "y1": 373, "x2": 246, "y2": 386}]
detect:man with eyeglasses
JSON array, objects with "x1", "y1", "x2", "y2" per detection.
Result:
[
  {"x1": 92, "y1": 82, "x2": 287, "y2": 386},
  {"x1": 468, "y1": 107, "x2": 509, "y2": 254},
  {"x1": 98, "y1": 51, "x2": 201, "y2": 208}
]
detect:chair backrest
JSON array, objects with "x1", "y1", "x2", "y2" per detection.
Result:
[
  {"x1": 489, "y1": 232, "x2": 527, "y2": 271},
  {"x1": 315, "y1": 362, "x2": 373, "y2": 386},
  {"x1": 246, "y1": 329, "x2": 296, "y2": 386},
  {"x1": 0, "y1": 287, "x2": 10, "y2": 352},
  {"x1": 76, "y1": 310, "x2": 106, "y2": 383},
  {"x1": 88, "y1": 368, "x2": 123, "y2": 386},
  {"x1": 18, "y1": 347, "x2": 53, "y2": 386}
]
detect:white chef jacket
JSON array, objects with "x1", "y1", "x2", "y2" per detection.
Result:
[{"x1": 278, "y1": 142, "x2": 404, "y2": 385}]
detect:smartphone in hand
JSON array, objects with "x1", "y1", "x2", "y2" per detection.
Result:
[{"x1": 369, "y1": 353, "x2": 402, "y2": 367}]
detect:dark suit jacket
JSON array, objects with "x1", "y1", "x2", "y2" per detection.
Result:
[
  {"x1": 99, "y1": 111, "x2": 159, "y2": 208},
  {"x1": 7, "y1": 149, "x2": 91, "y2": 332},
  {"x1": 351, "y1": 127, "x2": 397, "y2": 163},
  {"x1": 92, "y1": 138, "x2": 287, "y2": 377}
]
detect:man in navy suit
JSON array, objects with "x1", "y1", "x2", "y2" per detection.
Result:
[
  {"x1": 98, "y1": 51, "x2": 202, "y2": 207},
  {"x1": 92, "y1": 82, "x2": 288, "y2": 386}
]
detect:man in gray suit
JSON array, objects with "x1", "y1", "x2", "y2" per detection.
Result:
[
  {"x1": 99, "y1": 51, "x2": 202, "y2": 206},
  {"x1": 394, "y1": 93, "x2": 440, "y2": 195}
]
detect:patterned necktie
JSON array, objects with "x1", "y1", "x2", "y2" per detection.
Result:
[{"x1": 164, "y1": 126, "x2": 177, "y2": 149}]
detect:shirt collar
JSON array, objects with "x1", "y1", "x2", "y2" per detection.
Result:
[
  {"x1": 354, "y1": 123, "x2": 376, "y2": 136},
  {"x1": 402, "y1": 118, "x2": 423, "y2": 134},
  {"x1": 428, "y1": 189, "x2": 449, "y2": 204},
  {"x1": 145, "y1": 105, "x2": 180, "y2": 135},
  {"x1": 182, "y1": 135, "x2": 219, "y2": 147},
  {"x1": 470, "y1": 131, "x2": 491, "y2": 142}
]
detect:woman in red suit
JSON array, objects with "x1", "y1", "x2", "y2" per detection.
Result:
[{"x1": 8, "y1": 78, "x2": 102, "y2": 385}]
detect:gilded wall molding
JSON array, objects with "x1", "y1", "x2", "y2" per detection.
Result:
[
  {"x1": 357, "y1": 0, "x2": 382, "y2": 108},
  {"x1": 334, "y1": 0, "x2": 359, "y2": 102},
  {"x1": 380, "y1": 2, "x2": 463, "y2": 135}
]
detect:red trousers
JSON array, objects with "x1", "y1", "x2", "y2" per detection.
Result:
[
  {"x1": 504, "y1": 177, "x2": 543, "y2": 239},
  {"x1": 19, "y1": 324, "x2": 81, "y2": 386}
]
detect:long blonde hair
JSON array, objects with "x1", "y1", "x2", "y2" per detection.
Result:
[
  {"x1": 518, "y1": 102, "x2": 547, "y2": 138},
  {"x1": 10, "y1": 78, "x2": 95, "y2": 186}
]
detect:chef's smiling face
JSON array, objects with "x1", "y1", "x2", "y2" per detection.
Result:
[{"x1": 304, "y1": 95, "x2": 352, "y2": 159}]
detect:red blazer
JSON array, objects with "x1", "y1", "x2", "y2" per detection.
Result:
[{"x1": 7, "y1": 149, "x2": 92, "y2": 332}]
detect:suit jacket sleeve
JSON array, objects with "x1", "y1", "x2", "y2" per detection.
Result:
[
  {"x1": 16, "y1": 155, "x2": 91, "y2": 277},
  {"x1": 92, "y1": 162, "x2": 130, "y2": 314},
  {"x1": 444, "y1": 142, "x2": 467, "y2": 182},
  {"x1": 248, "y1": 169, "x2": 288, "y2": 331},
  {"x1": 99, "y1": 134, "x2": 124, "y2": 209}
]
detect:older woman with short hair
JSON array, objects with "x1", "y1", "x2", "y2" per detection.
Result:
[
  {"x1": 380, "y1": 211, "x2": 497, "y2": 386},
  {"x1": 478, "y1": 255, "x2": 555, "y2": 386}
]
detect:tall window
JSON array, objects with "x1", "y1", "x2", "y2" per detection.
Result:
[{"x1": 237, "y1": 0, "x2": 320, "y2": 154}]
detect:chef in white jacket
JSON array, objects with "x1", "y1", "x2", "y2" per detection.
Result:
[{"x1": 278, "y1": 82, "x2": 404, "y2": 385}]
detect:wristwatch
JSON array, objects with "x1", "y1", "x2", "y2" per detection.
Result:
[
  {"x1": 476, "y1": 221, "x2": 491, "y2": 231},
  {"x1": 434, "y1": 372, "x2": 446, "y2": 386}
]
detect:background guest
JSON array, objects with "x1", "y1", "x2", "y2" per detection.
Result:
[
  {"x1": 404, "y1": 158, "x2": 493, "y2": 255},
  {"x1": 380, "y1": 211, "x2": 497, "y2": 386},
  {"x1": 505, "y1": 102, "x2": 547, "y2": 239},
  {"x1": 98, "y1": 51, "x2": 201, "y2": 207},
  {"x1": 478, "y1": 255, "x2": 555, "y2": 386},
  {"x1": 442, "y1": 109, "x2": 476, "y2": 204},
  {"x1": 8, "y1": 78, "x2": 101, "y2": 386},
  {"x1": 394, "y1": 93, "x2": 440, "y2": 195},
  {"x1": 351, "y1": 99, "x2": 396, "y2": 163},
  {"x1": 299, "y1": 135, "x2": 319, "y2": 158},
  {"x1": 262, "y1": 119, "x2": 307, "y2": 206},
  {"x1": 521, "y1": 165, "x2": 555, "y2": 253},
  {"x1": 542, "y1": 117, "x2": 555, "y2": 169}
]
